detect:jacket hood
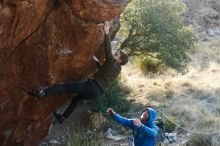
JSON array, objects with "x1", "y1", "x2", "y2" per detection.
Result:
[
  {"x1": 148, "y1": 108, "x2": 157, "y2": 124},
  {"x1": 142, "y1": 108, "x2": 157, "y2": 126}
]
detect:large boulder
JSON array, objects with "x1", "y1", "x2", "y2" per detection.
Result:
[
  {"x1": 182, "y1": 0, "x2": 220, "y2": 38},
  {"x1": 0, "y1": 0, "x2": 130, "y2": 146}
]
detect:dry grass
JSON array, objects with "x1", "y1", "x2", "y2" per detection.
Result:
[
  {"x1": 120, "y1": 37, "x2": 220, "y2": 145},
  {"x1": 89, "y1": 113, "x2": 108, "y2": 130}
]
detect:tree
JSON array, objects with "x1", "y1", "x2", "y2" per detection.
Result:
[{"x1": 118, "y1": 0, "x2": 195, "y2": 71}]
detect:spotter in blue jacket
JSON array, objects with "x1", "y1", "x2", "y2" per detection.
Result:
[{"x1": 112, "y1": 108, "x2": 159, "y2": 146}]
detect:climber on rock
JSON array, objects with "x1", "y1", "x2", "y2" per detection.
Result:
[
  {"x1": 27, "y1": 21, "x2": 128, "y2": 124},
  {"x1": 107, "y1": 107, "x2": 159, "y2": 146}
]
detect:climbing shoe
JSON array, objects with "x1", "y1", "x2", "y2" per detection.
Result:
[
  {"x1": 27, "y1": 89, "x2": 46, "y2": 100},
  {"x1": 53, "y1": 112, "x2": 64, "y2": 124}
]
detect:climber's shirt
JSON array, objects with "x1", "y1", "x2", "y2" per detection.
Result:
[{"x1": 94, "y1": 34, "x2": 122, "y2": 92}]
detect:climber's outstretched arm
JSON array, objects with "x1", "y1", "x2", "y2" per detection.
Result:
[{"x1": 103, "y1": 21, "x2": 114, "y2": 62}]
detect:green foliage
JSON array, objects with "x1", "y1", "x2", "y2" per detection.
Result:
[
  {"x1": 216, "y1": 108, "x2": 220, "y2": 115},
  {"x1": 90, "y1": 77, "x2": 131, "y2": 114},
  {"x1": 118, "y1": 0, "x2": 195, "y2": 71},
  {"x1": 164, "y1": 116, "x2": 176, "y2": 132},
  {"x1": 136, "y1": 55, "x2": 165, "y2": 74},
  {"x1": 65, "y1": 126, "x2": 103, "y2": 146}
]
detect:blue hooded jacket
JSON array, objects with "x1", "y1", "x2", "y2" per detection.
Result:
[{"x1": 112, "y1": 108, "x2": 159, "y2": 146}]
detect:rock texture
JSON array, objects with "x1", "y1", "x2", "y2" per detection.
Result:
[
  {"x1": 0, "y1": 0, "x2": 130, "y2": 146},
  {"x1": 183, "y1": 0, "x2": 220, "y2": 38}
]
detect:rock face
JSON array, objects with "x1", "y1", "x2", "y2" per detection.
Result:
[
  {"x1": 0, "y1": 0, "x2": 130, "y2": 146},
  {"x1": 182, "y1": 0, "x2": 220, "y2": 38}
]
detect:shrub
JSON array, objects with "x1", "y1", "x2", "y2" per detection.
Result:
[
  {"x1": 216, "y1": 108, "x2": 220, "y2": 115},
  {"x1": 118, "y1": 0, "x2": 195, "y2": 72},
  {"x1": 164, "y1": 90, "x2": 174, "y2": 99},
  {"x1": 64, "y1": 125, "x2": 104, "y2": 146},
  {"x1": 136, "y1": 56, "x2": 165, "y2": 75},
  {"x1": 164, "y1": 116, "x2": 176, "y2": 133},
  {"x1": 197, "y1": 119, "x2": 215, "y2": 129},
  {"x1": 186, "y1": 133, "x2": 213, "y2": 146},
  {"x1": 176, "y1": 121, "x2": 187, "y2": 134},
  {"x1": 89, "y1": 77, "x2": 131, "y2": 114}
]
